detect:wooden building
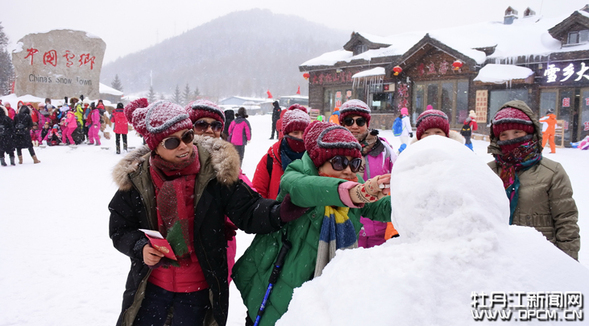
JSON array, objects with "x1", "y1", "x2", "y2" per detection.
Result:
[{"x1": 300, "y1": 5, "x2": 589, "y2": 146}]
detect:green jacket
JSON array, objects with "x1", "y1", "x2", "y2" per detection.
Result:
[
  {"x1": 74, "y1": 104, "x2": 84, "y2": 126},
  {"x1": 233, "y1": 152, "x2": 391, "y2": 326},
  {"x1": 487, "y1": 100, "x2": 580, "y2": 260}
]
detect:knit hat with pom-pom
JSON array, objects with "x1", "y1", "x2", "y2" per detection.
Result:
[
  {"x1": 303, "y1": 121, "x2": 362, "y2": 168},
  {"x1": 415, "y1": 109, "x2": 450, "y2": 140},
  {"x1": 185, "y1": 99, "x2": 225, "y2": 130},
  {"x1": 282, "y1": 104, "x2": 311, "y2": 136},
  {"x1": 492, "y1": 106, "x2": 535, "y2": 153},
  {"x1": 338, "y1": 99, "x2": 371, "y2": 127},
  {"x1": 124, "y1": 98, "x2": 193, "y2": 151}
]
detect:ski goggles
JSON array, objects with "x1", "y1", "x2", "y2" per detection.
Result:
[
  {"x1": 160, "y1": 129, "x2": 194, "y2": 150},
  {"x1": 193, "y1": 120, "x2": 223, "y2": 133},
  {"x1": 328, "y1": 155, "x2": 363, "y2": 173},
  {"x1": 342, "y1": 117, "x2": 367, "y2": 127}
]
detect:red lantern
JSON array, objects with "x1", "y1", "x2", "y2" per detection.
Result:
[
  {"x1": 393, "y1": 66, "x2": 403, "y2": 76},
  {"x1": 303, "y1": 72, "x2": 310, "y2": 80},
  {"x1": 452, "y1": 60, "x2": 463, "y2": 71}
]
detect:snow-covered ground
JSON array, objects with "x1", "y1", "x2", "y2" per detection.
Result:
[{"x1": 0, "y1": 113, "x2": 587, "y2": 325}]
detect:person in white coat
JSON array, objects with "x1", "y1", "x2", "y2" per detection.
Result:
[{"x1": 399, "y1": 107, "x2": 413, "y2": 144}]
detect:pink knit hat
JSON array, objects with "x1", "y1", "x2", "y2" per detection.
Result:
[
  {"x1": 415, "y1": 109, "x2": 450, "y2": 140},
  {"x1": 282, "y1": 104, "x2": 311, "y2": 135},
  {"x1": 124, "y1": 98, "x2": 193, "y2": 151},
  {"x1": 303, "y1": 121, "x2": 362, "y2": 168},
  {"x1": 400, "y1": 107, "x2": 409, "y2": 116},
  {"x1": 339, "y1": 99, "x2": 371, "y2": 127},
  {"x1": 492, "y1": 107, "x2": 535, "y2": 136},
  {"x1": 185, "y1": 99, "x2": 225, "y2": 130}
]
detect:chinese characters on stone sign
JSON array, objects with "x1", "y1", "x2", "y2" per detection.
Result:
[{"x1": 23, "y1": 48, "x2": 96, "y2": 70}]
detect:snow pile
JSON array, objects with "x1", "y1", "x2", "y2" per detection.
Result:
[
  {"x1": 474, "y1": 64, "x2": 534, "y2": 84},
  {"x1": 278, "y1": 136, "x2": 589, "y2": 325}
]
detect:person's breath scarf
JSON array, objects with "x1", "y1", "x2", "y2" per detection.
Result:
[
  {"x1": 149, "y1": 146, "x2": 200, "y2": 261},
  {"x1": 315, "y1": 172, "x2": 359, "y2": 277},
  {"x1": 494, "y1": 139, "x2": 542, "y2": 224}
]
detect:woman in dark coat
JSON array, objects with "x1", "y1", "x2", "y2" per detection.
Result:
[
  {"x1": 13, "y1": 106, "x2": 40, "y2": 164},
  {"x1": 0, "y1": 105, "x2": 16, "y2": 166}
]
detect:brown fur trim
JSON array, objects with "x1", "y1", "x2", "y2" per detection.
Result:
[
  {"x1": 112, "y1": 145, "x2": 151, "y2": 191},
  {"x1": 194, "y1": 135, "x2": 241, "y2": 186}
]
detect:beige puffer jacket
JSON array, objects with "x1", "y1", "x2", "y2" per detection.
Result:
[{"x1": 487, "y1": 100, "x2": 580, "y2": 260}]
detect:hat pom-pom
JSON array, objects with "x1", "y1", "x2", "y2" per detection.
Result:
[
  {"x1": 124, "y1": 98, "x2": 149, "y2": 124},
  {"x1": 287, "y1": 103, "x2": 308, "y2": 114}
]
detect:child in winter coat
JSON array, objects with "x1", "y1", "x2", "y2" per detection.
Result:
[
  {"x1": 109, "y1": 98, "x2": 306, "y2": 326},
  {"x1": 487, "y1": 100, "x2": 579, "y2": 260},
  {"x1": 233, "y1": 121, "x2": 392, "y2": 326},
  {"x1": 339, "y1": 99, "x2": 398, "y2": 247},
  {"x1": 227, "y1": 107, "x2": 251, "y2": 165},
  {"x1": 62, "y1": 110, "x2": 78, "y2": 145},
  {"x1": 398, "y1": 107, "x2": 413, "y2": 144},
  {"x1": 30, "y1": 123, "x2": 42, "y2": 147},
  {"x1": 460, "y1": 110, "x2": 478, "y2": 151},
  {"x1": 111, "y1": 103, "x2": 128, "y2": 154},
  {"x1": 253, "y1": 104, "x2": 311, "y2": 200},
  {"x1": 43, "y1": 124, "x2": 62, "y2": 146},
  {"x1": 86, "y1": 103, "x2": 101, "y2": 145}
]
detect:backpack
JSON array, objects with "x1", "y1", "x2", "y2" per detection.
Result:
[
  {"x1": 460, "y1": 123, "x2": 472, "y2": 137},
  {"x1": 15, "y1": 122, "x2": 26, "y2": 135},
  {"x1": 392, "y1": 117, "x2": 403, "y2": 136}
]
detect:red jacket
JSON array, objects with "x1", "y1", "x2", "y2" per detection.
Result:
[
  {"x1": 275, "y1": 109, "x2": 288, "y2": 140},
  {"x1": 111, "y1": 108, "x2": 129, "y2": 134},
  {"x1": 252, "y1": 141, "x2": 284, "y2": 200}
]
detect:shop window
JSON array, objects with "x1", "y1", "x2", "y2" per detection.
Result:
[
  {"x1": 540, "y1": 90, "x2": 557, "y2": 116},
  {"x1": 412, "y1": 79, "x2": 469, "y2": 126},
  {"x1": 455, "y1": 81, "x2": 469, "y2": 124},
  {"x1": 488, "y1": 89, "x2": 528, "y2": 123},
  {"x1": 354, "y1": 44, "x2": 368, "y2": 55},
  {"x1": 581, "y1": 89, "x2": 589, "y2": 140}
]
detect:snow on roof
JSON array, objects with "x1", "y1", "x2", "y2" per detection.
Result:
[
  {"x1": 352, "y1": 67, "x2": 385, "y2": 79},
  {"x1": 354, "y1": 31, "x2": 393, "y2": 45},
  {"x1": 99, "y1": 83, "x2": 123, "y2": 96},
  {"x1": 473, "y1": 64, "x2": 534, "y2": 83},
  {"x1": 302, "y1": 10, "x2": 589, "y2": 69}
]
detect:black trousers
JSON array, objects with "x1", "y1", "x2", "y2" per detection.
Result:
[
  {"x1": 16, "y1": 146, "x2": 35, "y2": 157},
  {"x1": 115, "y1": 133, "x2": 128, "y2": 152}
]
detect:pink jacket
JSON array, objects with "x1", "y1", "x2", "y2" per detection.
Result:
[
  {"x1": 228, "y1": 117, "x2": 251, "y2": 146},
  {"x1": 90, "y1": 109, "x2": 101, "y2": 127},
  {"x1": 64, "y1": 111, "x2": 77, "y2": 130}
]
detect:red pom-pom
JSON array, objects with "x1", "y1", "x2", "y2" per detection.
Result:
[{"x1": 124, "y1": 98, "x2": 149, "y2": 124}]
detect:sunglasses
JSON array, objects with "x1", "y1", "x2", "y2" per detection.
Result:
[
  {"x1": 342, "y1": 117, "x2": 367, "y2": 127},
  {"x1": 194, "y1": 120, "x2": 223, "y2": 133},
  {"x1": 160, "y1": 129, "x2": 194, "y2": 150},
  {"x1": 329, "y1": 155, "x2": 363, "y2": 173}
]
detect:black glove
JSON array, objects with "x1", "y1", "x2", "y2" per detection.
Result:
[
  {"x1": 279, "y1": 194, "x2": 309, "y2": 223},
  {"x1": 409, "y1": 132, "x2": 413, "y2": 138}
]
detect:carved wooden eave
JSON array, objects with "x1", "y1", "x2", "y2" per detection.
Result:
[
  {"x1": 548, "y1": 11, "x2": 589, "y2": 41},
  {"x1": 388, "y1": 34, "x2": 479, "y2": 73},
  {"x1": 343, "y1": 32, "x2": 392, "y2": 52}
]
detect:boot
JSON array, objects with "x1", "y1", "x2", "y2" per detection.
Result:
[
  {"x1": 33, "y1": 155, "x2": 41, "y2": 164},
  {"x1": 18, "y1": 155, "x2": 23, "y2": 164},
  {"x1": 10, "y1": 156, "x2": 15, "y2": 166},
  {"x1": 116, "y1": 142, "x2": 120, "y2": 154},
  {"x1": 0, "y1": 157, "x2": 6, "y2": 167}
]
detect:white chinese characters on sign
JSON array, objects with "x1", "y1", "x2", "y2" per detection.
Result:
[{"x1": 544, "y1": 62, "x2": 589, "y2": 83}]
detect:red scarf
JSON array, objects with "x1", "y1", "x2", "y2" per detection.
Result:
[{"x1": 149, "y1": 146, "x2": 200, "y2": 260}]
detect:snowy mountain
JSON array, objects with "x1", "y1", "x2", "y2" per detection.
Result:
[{"x1": 100, "y1": 9, "x2": 349, "y2": 99}]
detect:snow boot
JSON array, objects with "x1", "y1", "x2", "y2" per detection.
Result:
[
  {"x1": 33, "y1": 155, "x2": 41, "y2": 164},
  {"x1": 116, "y1": 143, "x2": 121, "y2": 154},
  {"x1": 18, "y1": 155, "x2": 23, "y2": 164},
  {"x1": 0, "y1": 157, "x2": 6, "y2": 166},
  {"x1": 10, "y1": 156, "x2": 15, "y2": 166}
]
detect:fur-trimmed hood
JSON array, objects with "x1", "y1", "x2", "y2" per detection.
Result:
[{"x1": 112, "y1": 135, "x2": 242, "y2": 191}]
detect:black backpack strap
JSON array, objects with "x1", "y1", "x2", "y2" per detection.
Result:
[{"x1": 266, "y1": 153, "x2": 273, "y2": 176}]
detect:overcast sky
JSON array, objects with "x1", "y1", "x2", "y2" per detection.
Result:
[{"x1": 2, "y1": 0, "x2": 588, "y2": 64}]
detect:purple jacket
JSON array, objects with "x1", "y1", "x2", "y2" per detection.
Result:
[
  {"x1": 359, "y1": 136, "x2": 397, "y2": 244},
  {"x1": 228, "y1": 117, "x2": 251, "y2": 146}
]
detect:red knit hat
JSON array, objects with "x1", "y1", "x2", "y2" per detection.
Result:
[
  {"x1": 339, "y1": 99, "x2": 371, "y2": 127},
  {"x1": 282, "y1": 104, "x2": 311, "y2": 135},
  {"x1": 415, "y1": 109, "x2": 450, "y2": 140},
  {"x1": 185, "y1": 99, "x2": 225, "y2": 130},
  {"x1": 124, "y1": 98, "x2": 193, "y2": 151},
  {"x1": 303, "y1": 121, "x2": 362, "y2": 168},
  {"x1": 492, "y1": 107, "x2": 535, "y2": 136}
]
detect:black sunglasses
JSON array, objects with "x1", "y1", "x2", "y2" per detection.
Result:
[
  {"x1": 342, "y1": 117, "x2": 367, "y2": 127},
  {"x1": 194, "y1": 120, "x2": 223, "y2": 133},
  {"x1": 161, "y1": 129, "x2": 194, "y2": 150},
  {"x1": 329, "y1": 155, "x2": 363, "y2": 173}
]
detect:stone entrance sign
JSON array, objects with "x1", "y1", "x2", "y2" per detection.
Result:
[{"x1": 12, "y1": 29, "x2": 106, "y2": 99}]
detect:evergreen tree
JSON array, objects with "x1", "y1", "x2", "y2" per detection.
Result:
[
  {"x1": 159, "y1": 92, "x2": 166, "y2": 101},
  {"x1": 0, "y1": 22, "x2": 14, "y2": 96},
  {"x1": 182, "y1": 83, "x2": 191, "y2": 105},
  {"x1": 147, "y1": 86, "x2": 156, "y2": 103},
  {"x1": 193, "y1": 87, "x2": 201, "y2": 100},
  {"x1": 111, "y1": 74, "x2": 124, "y2": 92},
  {"x1": 173, "y1": 85, "x2": 181, "y2": 104}
]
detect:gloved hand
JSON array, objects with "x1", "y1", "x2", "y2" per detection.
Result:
[
  {"x1": 224, "y1": 220, "x2": 238, "y2": 241},
  {"x1": 409, "y1": 132, "x2": 413, "y2": 138},
  {"x1": 280, "y1": 194, "x2": 309, "y2": 223},
  {"x1": 349, "y1": 174, "x2": 391, "y2": 204}
]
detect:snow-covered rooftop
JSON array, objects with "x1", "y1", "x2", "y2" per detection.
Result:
[
  {"x1": 352, "y1": 67, "x2": 385, "y2": 79},
  {"x1": 301, "y1": 10, "x2": 589, "y2": 68},
  {"x1": 99, "y1": 83, "x2": 123, "y2": 96},
  {"x1": 473, "y1": 64, "x2": 534, "y2": 83}
]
